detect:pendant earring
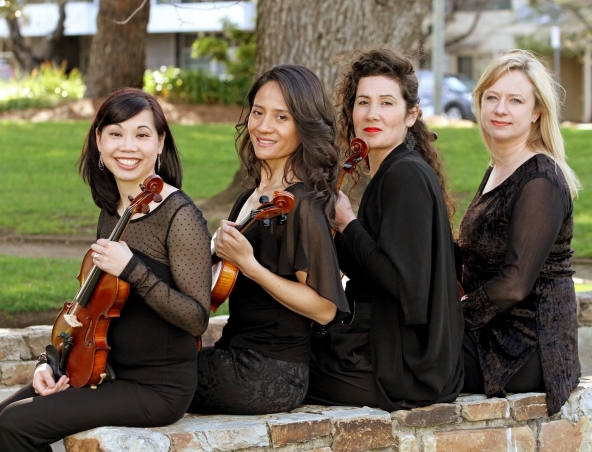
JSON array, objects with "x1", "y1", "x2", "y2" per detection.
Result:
[
  {"x1": 156, "y1": 154, "x2": 161, "y2": 173},
  {"x1": 405, "y1": 131, "x2": 416, "y2": 152},
  {"x1": 98, "y1": 153, "x2": 105, "y2": 171}
]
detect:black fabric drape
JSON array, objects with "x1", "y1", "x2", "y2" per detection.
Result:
[{"x1": 335, "y1": 144, "x2": 464, "y2": 410}]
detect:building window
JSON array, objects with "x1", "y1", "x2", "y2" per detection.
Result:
[
  {"x1": 457, "y1": 56, "x2": 473, "y2": 79},
  {"x1": 455, "y1": 0, "x2": 511, "y2": 11}
]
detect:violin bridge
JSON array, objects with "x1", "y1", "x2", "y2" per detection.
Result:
[{"x1": 63, "y1": 314, "x2": 83, "y2": 328}]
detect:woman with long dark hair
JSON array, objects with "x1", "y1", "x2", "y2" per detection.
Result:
[
  {"x1": 187, "y1": 64, "x2": 349, "y2": 415},
  {"x1": 0, "y1": 88, "x2": 211, "y2": 450},
  {"x1": 306, "y1": 48, "x2": 464, "y2": 410}
]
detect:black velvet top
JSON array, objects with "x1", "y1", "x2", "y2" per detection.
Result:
[
  {"x1": 216, "y1": 182, "x2": 349, "y2": 364},
  {"x1": 98, "y1": 190, "x2": 211, "y2": 395},
  {"x1": 336, "y1": 142, "x2": 465, "y2": 410},
  {"x1": 457, "y1": 154, "x2": 580, "y2": 414}
]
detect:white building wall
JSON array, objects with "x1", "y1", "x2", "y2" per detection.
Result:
[{"x1": 146, "y1": 34, "x2": 177, "y2": 70}]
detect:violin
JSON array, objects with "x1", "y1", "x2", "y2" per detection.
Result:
[
  {"x1": 210, "y1": 190, "x2": 296, "y2": 312},
  {"x1": 337, "y1": 137, "x2": 369, "y2": 191},
  {"x1": 48, "y1": 175, "x2": 164, "y2": 388}
]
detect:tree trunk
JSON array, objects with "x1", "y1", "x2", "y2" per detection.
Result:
[
  {"x1": 6, "y1": 15, "x2": 41, "y2": 73},
  {"x1": 6, "y1": 0, "x2": 67, "y2": 74},
  {"x1": 204, "y1": 0, "x2": 432, "y2": 212},
  {"x1": 84, "y1": 0, "x2": 150, "y2": 98},
  {"x1": 255, "y1": 0, "x2": 431, "y2": 90}
]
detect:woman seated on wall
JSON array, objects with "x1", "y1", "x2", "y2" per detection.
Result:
[
  {"x1": 187, "y1": 64, "x2": 349, "y2": 415},
  {"x1": 305, "y1": 48, "x2": 465, "y2": 411},
  {"x1": 457, "y1": 49, "x2": 580, "y2": 415}
]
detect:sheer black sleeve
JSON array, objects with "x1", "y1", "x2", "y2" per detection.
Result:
[
  {"x1": 276, "y1": 192, "x2": 349, "y2": 317},
  {"x1": 120, "y1": 202, "x2": 211, "y2": 337},
  {"x1": 462, "y1": 176, "x2": 568, "y2": 330}
]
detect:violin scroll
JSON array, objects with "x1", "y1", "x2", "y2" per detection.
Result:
[
  {"x1": 350, "y1": 137, "x2": 369, "y2": 158},
  {"x1": 341, "y1": 138, "x2": 368, "y2": 175},
  {"x1": 129, "y1": 175, "x2": 164, "y2": 215}
]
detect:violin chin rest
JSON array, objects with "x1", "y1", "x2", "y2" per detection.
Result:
[{"x1": 45, "y1": 344, "x2": 67, "y2": 379}]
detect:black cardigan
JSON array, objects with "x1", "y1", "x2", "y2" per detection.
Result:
[{"x1": 337, "y1": 143, "x2": 464, "y2": 411}]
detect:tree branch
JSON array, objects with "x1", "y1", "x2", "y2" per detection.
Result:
[
  {"x1": 107, "y1": 0, "x2": 148, "y2": 25},
  {"x1": 445, "y1": 0, "x2": 488, "y2": 48},
  {"x1": 563, "y1": 3, "x2": 592, "y2": 33}
]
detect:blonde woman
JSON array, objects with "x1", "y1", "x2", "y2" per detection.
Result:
[{"x1": 457, "y1": 49, "x2": 580, "y2": 415}]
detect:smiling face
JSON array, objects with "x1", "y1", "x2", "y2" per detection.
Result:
[
  {"x1": 352, "y1": 75, "x2": 419, "y2": 155},
  {"x1": 480, "y1": 69, "x2": 540, "y2": 147},
  {"x1": 96, "y1": 109, "x2": 164, "y2": 188},
  {"x1": 247, "y1": 81, "x2": 301, "y2": 169}
]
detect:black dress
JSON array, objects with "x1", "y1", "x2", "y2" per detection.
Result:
[
  {"x1": 0, "y1": 191, "x2": 211, "y2": 451},
  {"x1": 306, "y1": 142, "x2": 465, "y2": 411},
  {"x1": 457, "y1": 154, "x2": 580, "y2": 415},
  {"x1": 188, "y1": 182, "x2": 349, "y2": 415}
]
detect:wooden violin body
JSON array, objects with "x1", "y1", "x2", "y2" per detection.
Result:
[
  {"x1": 50, "y1": 175, "x2": 164, "y2": 388},
  {"x1": 211, "y1": 190, "x2": 296, "y2": 312},
  {"x1": 51, "y1": 257, "x2": 130, "y2": 388}
]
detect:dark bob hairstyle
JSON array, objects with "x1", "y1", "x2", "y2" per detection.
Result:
[{"x1": 77, "y1": 87, "x2": 182, "y2": 215}]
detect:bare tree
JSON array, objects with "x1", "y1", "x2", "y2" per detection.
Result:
[
  {"x1": 2, "y1": 0, "x2": 67, "y2": 73},
  {"x1": 203, "y1": 0, "x2": 433, "y2": 210},
  {"x1": 84, "y1": 0, "x2": 150, "y2": 98}
]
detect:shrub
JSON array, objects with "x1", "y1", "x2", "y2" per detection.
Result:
[
  {"x1": 144, "y1": 66, "x2": 250, "y2": 105},
  {"x1": 0, "y1": 62, "x2": 85, "y2": 112}
]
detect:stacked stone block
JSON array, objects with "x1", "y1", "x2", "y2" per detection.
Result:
[
  {"x1": 62, "y1": 384, "x2": 592, "y2": 451},
  {"x1": 1, "y1": 312, "x2": 591, "y2": 451}
]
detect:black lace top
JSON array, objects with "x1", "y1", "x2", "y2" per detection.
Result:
[
  {"x1": 216, "y1": 182, "x2": 349, "y2": 363},
  {"x1": 97, "y1": 190, "x2": 211, "y2": 394},
  {"x1": 457, "y1": 154, "x2": 580, "y2": 414}
]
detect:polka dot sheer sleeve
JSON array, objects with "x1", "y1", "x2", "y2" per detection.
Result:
[{"x1": 117, "y1": 192, "x2": 212, "y2": 337}]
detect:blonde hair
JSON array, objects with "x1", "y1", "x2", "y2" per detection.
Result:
[{"x1": 472, "y1": 49, "x2": 580, "y2": 197}]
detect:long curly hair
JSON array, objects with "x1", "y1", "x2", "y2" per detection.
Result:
[
  {"x1": 78, "y1": 87, "x2": 182, "y2": 216},
  {"x1": 236, "y1": 64, "x2": 341, "y2": 221},
  {"x1": 335, "y1": 48, "x2": 456, "y2": 223}
]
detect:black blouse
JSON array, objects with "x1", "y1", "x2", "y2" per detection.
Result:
[
  {"x1": 457, "y1": 154, "x2": 580, "y2": 414},
  {"x1": 98, "y1": 190, "x2": 211, "y2": 395},
  {"x1": 336, "y1": 143, "x2": 465, "y2": 410},
  {"x1": 216, "y1": 182, "x2": 349, "y2": 364}
]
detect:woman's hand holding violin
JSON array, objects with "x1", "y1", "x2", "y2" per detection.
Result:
[
  {"x1": 32, "y1": 364, "x2": 69, "y2": 396},
  {"x1": 214, "y1": 220, "x2": 259, "y2": 277},
  {"x1": 334, "y1": 191, "x2": 357, "y2": 233},
  {"x1": 90, "y1": 238, "x2": 134, "y2": 277}
]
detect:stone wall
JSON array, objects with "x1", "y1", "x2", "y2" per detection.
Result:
[
  {"x1": 63, "y1": 382, "x2": 592, "y2": 451},
  {"x1": 1, "y1": 302, "x2": 592, "y2": 452}
]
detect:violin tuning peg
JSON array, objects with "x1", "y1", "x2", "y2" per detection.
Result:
[
  {"x1": 140, "y1": 205, "x2": 150, "y2": 214},
  {"x1": 278, "y1": 213, "x2": 287, "y2": 225},
  {"x1": 128, "y1": 195, "x2": 134, "y2": 201},
  {"x1": 153, "y1": 194, "x2": 163, "y2": 203},
  {"x1": 139, "y1": 183, "x2": 146, "y2": 190},
  {"x1": 262, "y1": 217, "x2": 271, "y2": 228},
  {"x1": 259, "y1": 195, "x2": 270, "y2": 204}
]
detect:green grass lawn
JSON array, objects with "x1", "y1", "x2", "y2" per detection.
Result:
[
  {"x1": 1, "y1": 121, "x2": 591, "y2": 314},
  {"x1": 0, "y1": 121, "x2": 239, "y2": 236},
  {"x1": 0, "y1": 253, "x2": 229, "y2": 316}
]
